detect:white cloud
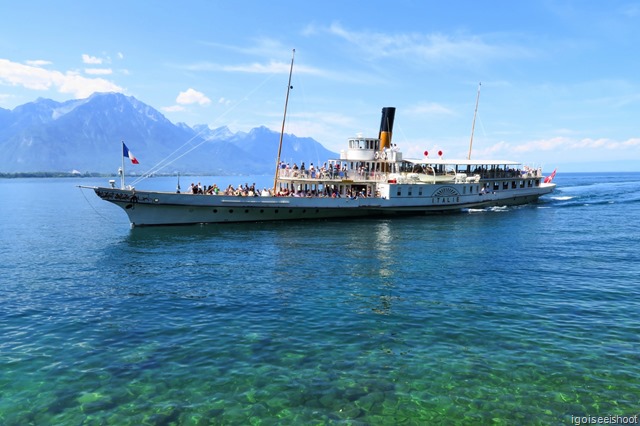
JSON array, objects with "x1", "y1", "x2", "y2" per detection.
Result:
[
  {"x1": 176, "y1": 88, "x2": 211, "y2": 106},
  {"x1": 85, "y1": 68, "x2": 113, "y2": 75},
  {"x1": 57, "y1": 72, "x2": 123, "y2": 98},
  {"x1": 622, "y1": 137, "x2": 640, "y2": 147},
  {"x1": 0, "y1": 58, "x2": 124, "y2": 98},
  {"x1": 82, "y1": 54, "x2": 103, "y2": 65}
]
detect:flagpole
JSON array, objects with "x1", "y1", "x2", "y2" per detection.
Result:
[{"x1": 121, "y1": 140, "x2": 126, "y2": 189}]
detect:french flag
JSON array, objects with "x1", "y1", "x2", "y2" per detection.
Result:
[{"x1": 122, "y1": 142, "x2": 139, "y2": 164}]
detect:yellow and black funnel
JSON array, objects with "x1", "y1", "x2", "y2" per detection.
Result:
[{"x1": 378, "y1": 107, "x2": 396, "y2": 150}]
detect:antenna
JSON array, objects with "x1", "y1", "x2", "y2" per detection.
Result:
[{"x1": 467, "y1": 82, "x2": 481, "y2": 160}]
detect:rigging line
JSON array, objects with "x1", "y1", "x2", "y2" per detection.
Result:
[
  {"x1": 477, "y1": 113, "x2": 487, "y2": 138},
  {"x1": 78, "y1": 186, "x2": 117, "y2": 224},
  {"x1": 290, "y1": 67, "x2": 320, "y2": 166},
  {"x1": 130, "y1": 72, "x2": 279, "y2": 186}
]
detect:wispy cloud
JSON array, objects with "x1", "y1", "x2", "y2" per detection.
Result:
[
  {"x1": 183, "y1": 59, "x2": 325, "y2": 77},
  {"x1": 503, "y1": 135, "x2": 640, "y2": 156},
  {"x1": 25, "y1": 59, "x2": 52, "y2": 67},
  {"x1": 199, "y1": 37, "x2": 290, "y2": 59},
  {"x1": 0, "y1": 58, "x2": 123, "y2": 97},
  {"x1": 405, "y1": 102, "x2": 455, "y2": 116},
  {"x1": 310, "y1": 23, "x2": 534, "y2": 66}
]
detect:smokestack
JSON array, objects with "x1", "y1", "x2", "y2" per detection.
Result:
[{"x1": 378, "y1": 107, "x2": 396, "y2": 150}]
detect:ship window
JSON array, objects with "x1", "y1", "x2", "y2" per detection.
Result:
[
  {"x1": 419, "y1": 188, "x2": 423, "y2": 196},
  {"x1": 493, "y1": 182, "x2": 499, "y2": 191},
  {"x1": 520, "y1": 181, "x2": 525, "y2": 188},
  {"x1": 397, "y1": 188, "x2": 402, "y2": 196},
  {"x1": 213, "y1": 209, "x2": 218, "y2": 213},
  {"x1": 229, "y1": 209, "x2": 234, "y2": 213},
  {"x1": 503, "y1": 182, "x2": 508, "y2": 190},
  {"x1": 408, "y1": 187, "x2": 412, "y2": 196},
  {"x1": 512, "y1": 181, "x2": 517, "y2": 189},
  {"x1": 528, "y1": 180, "x2": 533, "y2": 187}
]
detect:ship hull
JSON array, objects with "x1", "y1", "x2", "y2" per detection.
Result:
[{"x1": 88, "y1": 183, "x2": 555, "y2": 227}]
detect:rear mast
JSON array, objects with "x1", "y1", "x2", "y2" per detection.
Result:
[{"x1": 467, "y1": 82, "x2": 481, "y2": 160}]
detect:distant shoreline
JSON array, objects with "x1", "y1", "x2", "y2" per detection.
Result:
[{"x1": 0, "y1": 172, "x2": 107, "y2": 178}]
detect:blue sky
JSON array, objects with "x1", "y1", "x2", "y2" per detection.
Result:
[{"x1": 2, "y1": 1, "x2": 640, "y2": 171}]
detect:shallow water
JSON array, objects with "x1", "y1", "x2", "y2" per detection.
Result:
[{"x1": 1, "y1": 173, "x2": 639, "y2": 424}]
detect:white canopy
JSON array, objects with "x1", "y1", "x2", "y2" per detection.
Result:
[{"x1": 403, "y1": 158, "x2": 522, "y2": 166}]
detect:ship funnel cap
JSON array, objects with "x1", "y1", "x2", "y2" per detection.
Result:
[{"x1": 379, "y1": 107, "x2": 396, "y2": 150}]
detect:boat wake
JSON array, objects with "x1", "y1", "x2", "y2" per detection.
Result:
[
  {"x1": 549, "y1": 174, "x2": 640, "y2": 208},
  {"x1": 465, "y1": 205, "x2": 513, "y2": 214}
]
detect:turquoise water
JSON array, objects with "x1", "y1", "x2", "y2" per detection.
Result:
[{"x1": 1, "y1": 173, "x2": 639, "y2": 424}]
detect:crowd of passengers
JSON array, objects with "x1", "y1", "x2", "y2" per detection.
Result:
[
  {"x1": 183, "y1": 181, "x2": 375, "y2": 198},
  {"x1": 470, "y1": 166, "x2": 541, "y2": 178},
  {"x1": 278, "y1": 161, "x2": 348, "y2": 179}
]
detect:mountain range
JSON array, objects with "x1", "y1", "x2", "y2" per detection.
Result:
[{"x1": 0, "y1": 92, "x2": 337, "y2": 175}]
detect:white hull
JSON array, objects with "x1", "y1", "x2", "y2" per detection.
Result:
[{"x1": 88, "y1": 181, "x2": 555, "y2": 227}]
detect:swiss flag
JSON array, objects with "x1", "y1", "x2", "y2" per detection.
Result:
[{"x1": 544, "y1": 169, "x2": 556, "y2": 183}]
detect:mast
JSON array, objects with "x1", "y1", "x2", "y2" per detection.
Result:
[
  {"x1": 120, "y1": 140, "x2": 126, "y2": 189},
  {"x1": 467, "y1": 82, "x2": 481, "y2": 160},
  {"x1": 272, "y1": 48, "x2": 295, "y2": 194}
]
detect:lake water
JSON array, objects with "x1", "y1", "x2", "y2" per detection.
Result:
[{"x1": 1, "y1": 173, "x2": 639, "y2": 425}]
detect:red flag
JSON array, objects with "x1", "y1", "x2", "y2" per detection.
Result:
[
  {"x1": 123, "y1": 143, "x2": 139, "y2": 164},
  {"x1": 544, "y1": 168, "x2": 556, "y2": 183}
]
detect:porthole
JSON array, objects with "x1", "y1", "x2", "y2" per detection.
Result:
[
  {"x1": 229, "y1": 209, "x2": 234, "y2": 213},
  {"x1": 213, "y1": 209, "x2": 218, "y2": 213},
  {"x1": 245, "y1": 209, "x2": 249, "y2": 213}
]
